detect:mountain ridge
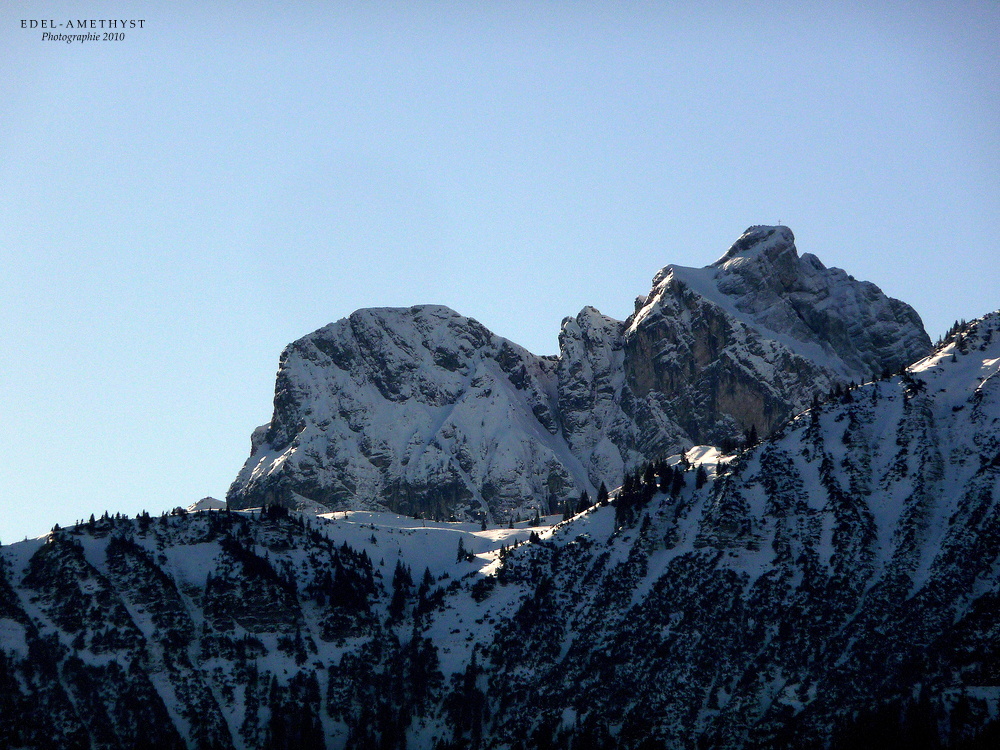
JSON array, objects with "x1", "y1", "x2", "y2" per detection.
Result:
[
  {"x1": 228, "y1": 226, "x2": 931, "y2": 520},
  {"x1": 1, "y1": 311, "x2": 997, "y2": 749}
]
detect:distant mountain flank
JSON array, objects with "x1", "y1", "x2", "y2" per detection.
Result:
[{"x1": 228, "y1": 226, "x2": 931, "y2": 521}]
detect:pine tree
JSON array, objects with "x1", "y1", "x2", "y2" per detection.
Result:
[
  {"x1": 670, "y1": 468, "x2": 685, "y2": 497},
  {"x1": 416, "y1": 567, "x2": 435, "y2": 617},
  {"x1": 623, "y1": 474, "x2": 635, "y2": 497},
  {"x1": 657, "y1": 462, "x2": 673, "y2": 492},
  {"x1": 388, "y1": 560, "x2": 413, "y2": 621}
]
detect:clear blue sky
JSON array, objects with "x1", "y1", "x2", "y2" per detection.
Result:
[{"x1": 2, "y1": 1, "x2": 998, "y2": 543}]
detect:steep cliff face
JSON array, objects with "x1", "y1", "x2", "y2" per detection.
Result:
[
  {"x1": 227, "y1": 305, "x2": 582, "y2": 521},
  {"x1": 555, "y1": 306, "x2": 650, "y2": 489},
  {"x1": 612, "y1": 225, "x2": 931, "y2": 452},
  {"x1": 555, "y1": 225, "x2": 931, "y2": 498},
  {"x1": 228, "y1": 226, "x2": 931, "y2": 518},
  {"x1": 710, "y1": 226, "x2": 928, "y2": 377},
  {"x1": 2, "y1": 313, "x2": 997, "y2": 749}
]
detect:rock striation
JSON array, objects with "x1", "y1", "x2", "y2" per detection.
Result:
[
  {"x1": 228, "y1": 226, "x2": 931, "y2": 519},
  {"x1": 227, "y1": 305, "x2": 578, "y2": 521}
]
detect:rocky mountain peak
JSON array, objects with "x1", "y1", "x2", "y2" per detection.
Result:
[
  {"x1": 646, "y1": 225, "x2": 800, "y2": 320},
  {"x1": 638, "y1": 226, "x2": 930, "y2": 382},
  {"x1": 713, "y1": 224, "x2": 796, "y2": 266},
  {"x1": 228, "y1": 226, "x2": 932, "y2": 520}
]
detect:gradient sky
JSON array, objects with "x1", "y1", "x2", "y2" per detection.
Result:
[{"x1": 2, "y1": 1, "x2": 998, "y2": 543}]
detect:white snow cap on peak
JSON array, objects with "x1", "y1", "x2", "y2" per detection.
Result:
[
  {"x1": 713, "y1": 225, "x2": 796, "y2": 266},
  {"x1": 186, "y1": 497, "x2": 226, "y2": 513}
]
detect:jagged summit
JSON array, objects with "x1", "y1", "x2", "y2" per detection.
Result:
[
  {"x1": 638, "y1": 225, "x2": 929, "y2": 381},
  {"x1": 228, "y1": 226, "x2": 931, "y2": 519},
  {"x1": 648, "y1": 225, "x2": 797, "y2": 289},
  {"x1": 712, "y1": 224, "x2": 796, "y2": 266}
]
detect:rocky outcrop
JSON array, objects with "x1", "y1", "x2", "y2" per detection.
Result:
[
  {"x1": 710, "y1": 225, "x2": 929, "y2": 377},
  {"x1": 556, "y1": 306, "x2": 649, "y2": 489},
  {"x1": 620, "y1": 224, "x2": 929, "y2": 441},
  {"x1": 227, "y1": 305, "x2": 582, "y2": 521},
  {"x1": 228, "y1": 226, "x2": 931, "y2": 519}
]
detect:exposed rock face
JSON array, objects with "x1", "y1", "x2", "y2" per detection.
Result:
[
  {"x1": 709, "y1": 225, "x2": 929, "y2": 378},
  {"x1": 556, "y1": 306, "x2": 649, "y2": 489},
  {"x1": 610, "y1": 225, "x2": 931, "y2": 454},
  {"x1": 228, "y1": 305, "x2": 581, "y2": 521},
  {"x1": 228, "y1": 226, "x2": 931, "y2": 518}
]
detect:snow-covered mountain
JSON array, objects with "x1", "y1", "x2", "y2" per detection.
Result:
[
  {"x1": 228, "y1": 226, "x2": 931, "y2": 520},
  {"x1": 2, "y1": 312, "x2": 995, "y2": 749},
  {"x1": 227, "y1": 305, "x2": 577, "y2": 522}
]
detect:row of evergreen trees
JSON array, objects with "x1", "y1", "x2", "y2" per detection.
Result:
[{"x1": 613, "y1": 458, "x2": 705, "y2": 528}]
